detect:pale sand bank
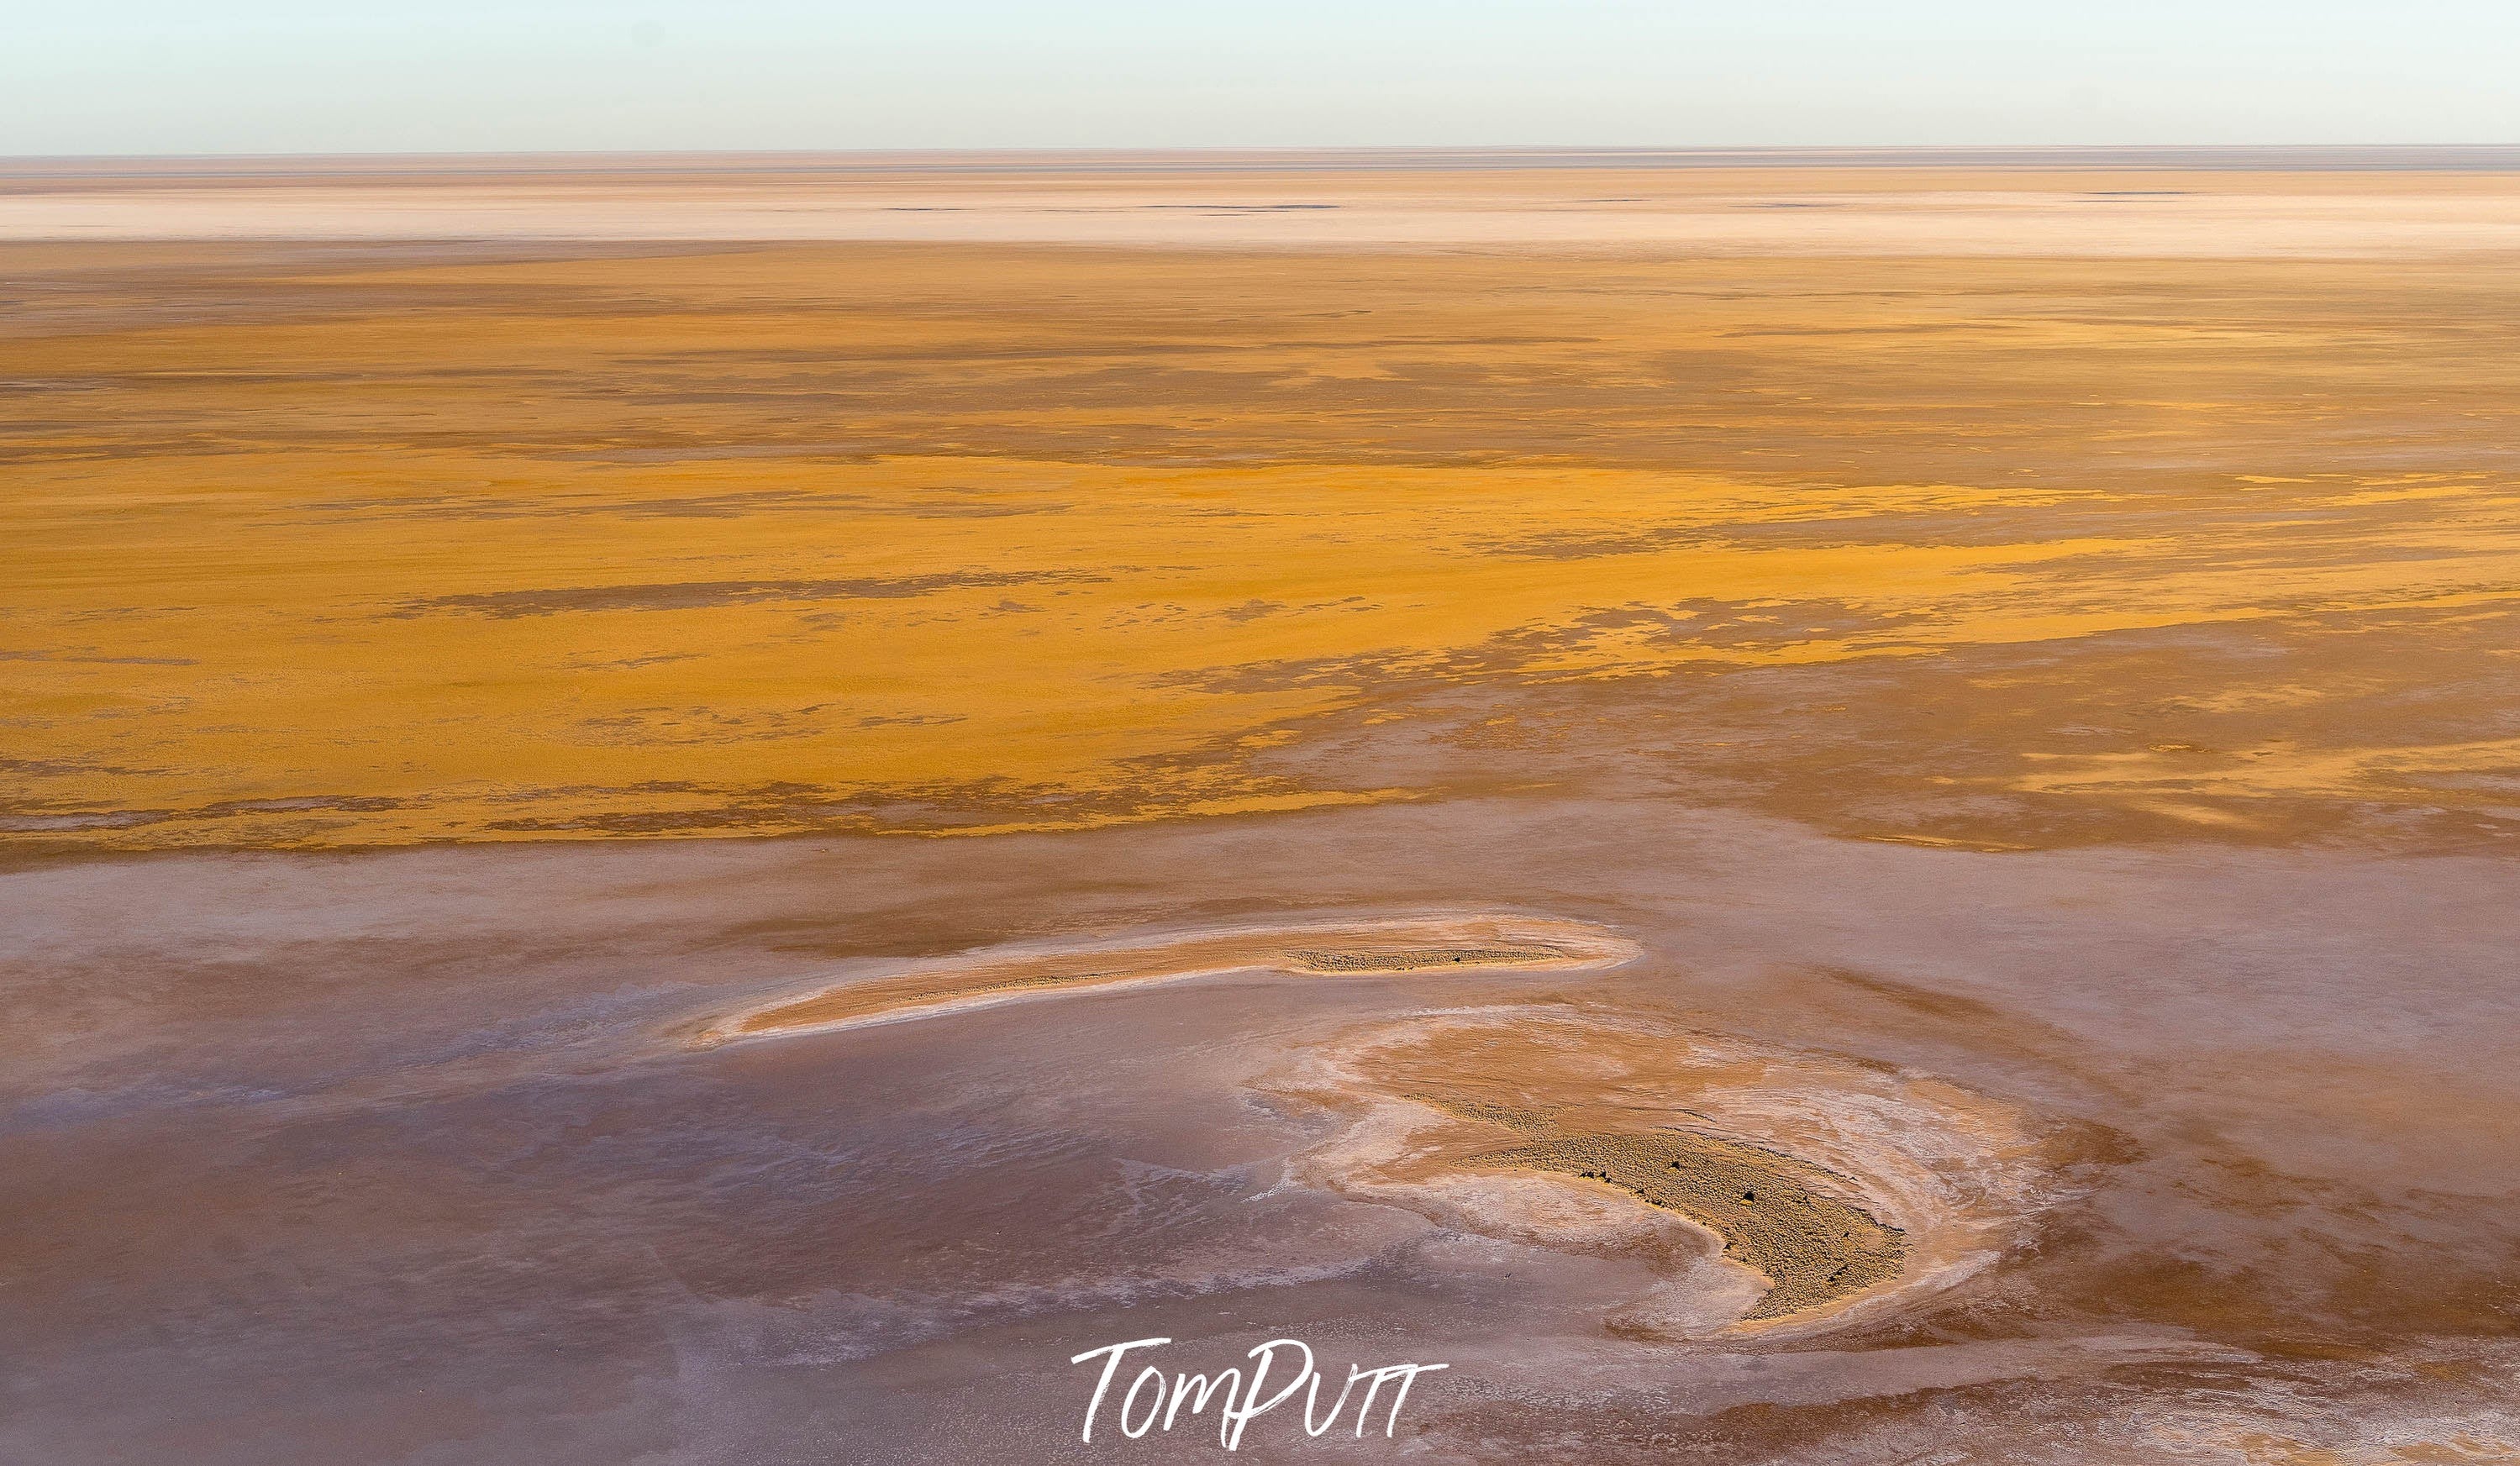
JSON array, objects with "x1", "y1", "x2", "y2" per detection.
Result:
[
  {"x1": 687, "y1": 912, "x2": 1638, "y2": 1045},
  {"x1": 692, "y1": 909, "x2": 2037, "y2": 1332},
  {"x1": 690, "y1": 912, "x2": 2006, "y2": 1331}
]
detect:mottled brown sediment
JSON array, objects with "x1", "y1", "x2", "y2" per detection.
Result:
[{"x1": 1406, "y1": 1090, "x2": 1905, "y2": 1320}]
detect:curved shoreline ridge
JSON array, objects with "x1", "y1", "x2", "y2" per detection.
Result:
[
  {"x1": 685, "y1": 914, "x2": 1639, "y2": 1047},
  {"x1": 1279, "y1": 1007, "x2": 2057, "y2": 1334}
]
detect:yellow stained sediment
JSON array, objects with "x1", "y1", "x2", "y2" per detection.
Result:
[{"x1": 7, "y1": 216, "x2": 2520, "y2": 849}]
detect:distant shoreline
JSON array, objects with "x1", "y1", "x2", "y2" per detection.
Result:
[{"x1": 13, "y1": 155, "x2": 2520, "y2": 251}]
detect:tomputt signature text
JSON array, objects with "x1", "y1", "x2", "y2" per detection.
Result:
[{"x1": 1070, "y1": 1336, "x2": 1448, "y2": 1451}]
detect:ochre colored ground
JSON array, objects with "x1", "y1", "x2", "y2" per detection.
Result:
[{"x1": 7, "y1": 173, "x2": 2519, "y2": 852}]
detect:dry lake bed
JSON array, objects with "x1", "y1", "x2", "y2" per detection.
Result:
[{"x1": 4, "y1": 151, "x2": 2518, "y2": 1463}]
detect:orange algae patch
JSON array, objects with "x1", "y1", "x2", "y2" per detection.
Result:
[{"x1": 7, "y1": 221, "x2": 2520, "y2": 852}]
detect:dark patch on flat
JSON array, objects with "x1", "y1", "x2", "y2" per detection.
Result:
[
  {"x1": 390, "y1": 570, "x2": 1099, "y2": 618},
  {"x1": 1287, "y1": 944, "x2": 1563, "y2": 972}
]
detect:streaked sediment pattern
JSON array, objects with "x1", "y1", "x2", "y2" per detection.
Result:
[
  {"x1": 7, "y1": 167, "x2": 2519, "y2": 851},
  {"x1": 1457, "y1": 1118, "x2": 1907, "y2": 1322}
]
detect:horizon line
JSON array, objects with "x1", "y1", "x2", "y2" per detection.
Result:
[{"x1": 9, "y1": 144, "x2": 2520, "y2": 176}]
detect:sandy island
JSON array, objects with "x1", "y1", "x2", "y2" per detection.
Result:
[
  {"x1": 685, "y1": 912, "x2": 1639, "y2": 1046},
  {"x1": 689, "y1": 913, "x2": 2035, "y2": 1333},
  {"x1": 1277, "y1": 1005, "x2": 2059, "y2": 1333}
]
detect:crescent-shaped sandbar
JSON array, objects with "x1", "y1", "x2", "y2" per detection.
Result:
[{"x1": 686, "y1": 913, "x2": 1637, "y2": 1048}]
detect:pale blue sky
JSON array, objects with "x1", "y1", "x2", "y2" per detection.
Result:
[{"x1": 7, "y1": 1, "x2": 2517, "y2": 156}]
